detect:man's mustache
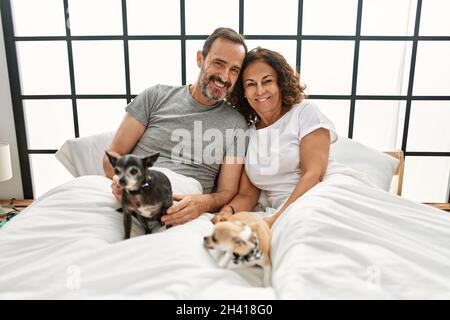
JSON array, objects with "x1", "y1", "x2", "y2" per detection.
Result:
[{"x1": 209, "y1": 75, "x2": 231, "y2": 89}]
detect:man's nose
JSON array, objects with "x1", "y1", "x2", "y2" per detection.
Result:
[{"x1": 219, "y1": 70, "x2": 230, "y2": 84}]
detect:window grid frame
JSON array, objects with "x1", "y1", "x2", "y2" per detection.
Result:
[{"x1": 1, "y1": 0, "x2": 449, "y2": 201}]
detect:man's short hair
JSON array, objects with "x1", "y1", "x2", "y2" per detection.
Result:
[{"x1": 202, "y1": 27, "x2": 247, "y2": 58}]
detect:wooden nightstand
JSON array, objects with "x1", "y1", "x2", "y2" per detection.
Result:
[
  {"x1": 423, "y1": 203, "x2": 450, "y2": 212},
  {"x1": 0, "y1": 199, "x2": 34, "y2": 223}
]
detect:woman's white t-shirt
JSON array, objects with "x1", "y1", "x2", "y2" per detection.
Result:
[{"x1": 245, "y1": 102, "x2": 338, "y2": 209}]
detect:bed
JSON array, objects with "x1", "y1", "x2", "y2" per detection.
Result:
[{"x1": 0, "y1": 133, "x2": 449, "y2": 299}]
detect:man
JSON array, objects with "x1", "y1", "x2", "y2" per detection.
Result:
[{"x1": 103, "y1": 27, "x2": 248, "y2": 227}]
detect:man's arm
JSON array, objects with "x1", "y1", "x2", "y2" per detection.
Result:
[
  {"x1": 203, "y1": 156, "x2": 244, "y2": 211},
  {"x1": 161, "y1": 156, "x2": 244, "y2": 226},
  {"x1": 103, "y1": 113, "x2": 146, "y2": 178}
]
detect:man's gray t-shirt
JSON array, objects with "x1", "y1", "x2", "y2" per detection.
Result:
[{"x1": 126, "y1": 85, "x2": 248, "y2": 194}]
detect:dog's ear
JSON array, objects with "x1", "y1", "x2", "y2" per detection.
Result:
[
  {"x1": 105, "y1": 151, "x2": 118, "y2": 167},
  {"x1": 232, "y1": 237, "x2": 248, "y2": 247},
  {"x1": 144, "y1": 152, "x2": 160, "y2": 168}
]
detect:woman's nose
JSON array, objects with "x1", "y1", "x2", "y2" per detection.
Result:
[{"x1": 256, "y1": 83, "x2": 265, "y2": 95}]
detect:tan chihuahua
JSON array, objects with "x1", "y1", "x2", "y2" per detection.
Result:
[{"x1": 204, "y1": 211, "x2": 272, "y2": 287}]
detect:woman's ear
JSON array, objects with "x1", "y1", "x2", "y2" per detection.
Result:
[{"x1": 196, "y1": 50, "x2": 203, "y2": 68}]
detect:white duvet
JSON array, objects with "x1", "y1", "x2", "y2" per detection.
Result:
[{"x1": 0, "y1": 164, "x2": 449, "y2": 299}]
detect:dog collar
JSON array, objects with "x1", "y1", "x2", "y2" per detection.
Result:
[
  {"x1": 125, "y1": 182, "x2": 151, "y2": 195},
  {"x1": 232, "y1": 233, "x2": 263, "y2": 265}
]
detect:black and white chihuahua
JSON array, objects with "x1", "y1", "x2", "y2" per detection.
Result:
[{"x1": 106, "y1": 151, "x2": 173, "y2": 239}]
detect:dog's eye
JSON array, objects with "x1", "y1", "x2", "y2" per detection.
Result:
[
  {"x1": 114, "y1": 168, "x2": 120, "y2": 175},
  {"x1": 212, "y1": 235, "x2": 217, "y2": 243},
  {"x1": 130, "y1": 168, "x2": 138, "y2": 175}
]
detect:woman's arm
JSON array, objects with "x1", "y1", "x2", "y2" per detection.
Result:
[
  {"x1": 264, "y1": 128, "x2": 331, "y2": 228},
  {"x1": 211, "y1": 168, "x2": 261, "y2": 224}
]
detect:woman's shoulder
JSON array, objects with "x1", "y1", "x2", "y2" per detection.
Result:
[
  {"x1": 291, "y1": 100, "x2": 319, "y2": 113},
  {"x1": 282, "y1": 101, "x2": 319, "y2": 121}
]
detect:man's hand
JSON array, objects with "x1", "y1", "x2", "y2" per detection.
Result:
[
  {"x1": 161, "y1": 194, "x2": 207, "y2": 227},
  {"x1": 111, "y1": 175, "x2": 123, "y2": 201}
]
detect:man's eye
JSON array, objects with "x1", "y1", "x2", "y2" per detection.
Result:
[{"x1": 130, "y1": 169, "x2": 138, "y2": 175}]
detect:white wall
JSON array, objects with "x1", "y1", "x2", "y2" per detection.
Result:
[{"x1": 0, "y1": 10, "x2": 24, "y2": 199}]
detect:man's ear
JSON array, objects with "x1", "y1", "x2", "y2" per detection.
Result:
[
  {"x1": 105, "y1": 151, "x2": 117, "y2": 167},
  {"x1": 144, "y1": 152, "x2": 160, "y2": 168},
  {"x1": 196, "y1": 50, "x2": 203, "y2": 68}
]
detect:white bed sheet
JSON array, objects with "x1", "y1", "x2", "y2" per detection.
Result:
[
  {"x1": 0, "y1": 164, "x2": 449, "y2": 299},
  {"x1": 271, "y1": 164, "x2": 450, "y2": 299}
]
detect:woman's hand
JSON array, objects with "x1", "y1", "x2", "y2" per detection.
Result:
[
  {"x1": 111, "y1": 175, "x2": 123, "y2": 201},
  {"x1": 211, "y1": 205, "x2": 234, "y2": 224}
]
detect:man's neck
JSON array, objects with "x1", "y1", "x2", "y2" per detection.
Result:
[{"x1": 189, "y1": 83, "x2": 219, "y2": 107}]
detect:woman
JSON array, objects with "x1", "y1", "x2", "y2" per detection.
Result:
[{"x1": 212, "y1": 47, "x2": 337, "y2": 228}]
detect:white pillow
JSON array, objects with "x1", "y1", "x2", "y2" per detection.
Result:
[
  {"x1": 55, "y1": 132, "x2": 204, "y2": 194},
  {"x1": 55, "y1": 132, "x2": 114, "y2": 177},
  {"x1": 330, "y1": 136, "x2": 400, "y2": 191}
]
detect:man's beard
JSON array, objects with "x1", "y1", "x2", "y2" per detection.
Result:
[{"x1": 199, "y1": 71, "x2": 231, "y2": 102}]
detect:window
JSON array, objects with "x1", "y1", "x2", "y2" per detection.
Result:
[{"x1": 2, "y1": 0, "x2": 449, "y2": 202}]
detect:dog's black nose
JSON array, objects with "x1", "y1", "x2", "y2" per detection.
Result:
[
  {"x1": 119, "y1": 177, "x2": 126, "y2": 185},
  {"x1": 203, "y1": 236, "x2": 208, "y2": 241}
]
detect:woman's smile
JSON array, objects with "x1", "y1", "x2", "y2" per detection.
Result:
[{"x1": 255, "y1": 96, "x2": 271, "y2": 102}]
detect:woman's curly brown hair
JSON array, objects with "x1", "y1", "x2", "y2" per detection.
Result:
[{"x1": 228, "y1": 47, "x2": 306, "y2": 125}]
